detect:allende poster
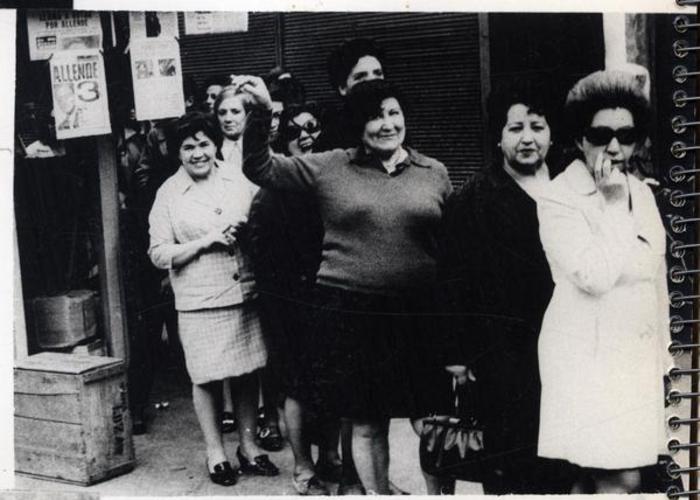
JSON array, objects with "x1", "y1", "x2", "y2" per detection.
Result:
[
  {"x1": 27, "y1": 10, "x2": 102, "y2": 61},
  {"x1": 50, "y1": 49, "x2": 111, "y2": 140}
]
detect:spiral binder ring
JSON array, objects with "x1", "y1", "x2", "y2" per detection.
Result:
[{"x1": 666, "y1": 12, "x2": 698, "y2": 498}]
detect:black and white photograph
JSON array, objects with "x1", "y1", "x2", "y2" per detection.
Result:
[{"x1": 6, "y1": 2, "x2": 698, "y2": 497}]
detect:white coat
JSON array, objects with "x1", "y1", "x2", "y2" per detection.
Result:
[{"x1": 536, "y1": 159, "x2": 671, "y2": 469}]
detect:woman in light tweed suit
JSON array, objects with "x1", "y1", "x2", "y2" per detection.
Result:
[{"x1": 149, "y1": 112, "x2": 279, "y2": 486}]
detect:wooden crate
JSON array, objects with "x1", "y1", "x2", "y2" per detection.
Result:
[
  {"x1": 14, "y1": 352, "x2": 135, "y2": 486},
  {"x1": 29, "y1": 290, "x2": 98, "y2": 349}
]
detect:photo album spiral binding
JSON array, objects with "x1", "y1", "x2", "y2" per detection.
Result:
[{"x1": 4, "y1": 0, "x2": 700, "y2": 498}]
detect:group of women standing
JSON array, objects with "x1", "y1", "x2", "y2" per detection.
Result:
[{"x1": 146, "y1": 43, "x2": 672, "y2": 495}]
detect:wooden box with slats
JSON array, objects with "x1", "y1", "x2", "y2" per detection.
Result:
[{"x1": 14, "y1": 352, "x2": 135, "y2": 485}]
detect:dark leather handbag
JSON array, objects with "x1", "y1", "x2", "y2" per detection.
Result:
[{"x1": 419, "y1": 376, "x2": 485, "y2": 482}]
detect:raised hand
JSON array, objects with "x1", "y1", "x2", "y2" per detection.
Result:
[
  {"x1": 593, "y1": 152, "x2": 629, "y2": 205},
  {"x1": 230, "y1": 75, "x2": 272, "y2": 111}
]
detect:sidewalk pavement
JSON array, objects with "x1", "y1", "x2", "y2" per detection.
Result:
[{"x1": 15, "y1": 366, "x2": 483, "y2": 496}]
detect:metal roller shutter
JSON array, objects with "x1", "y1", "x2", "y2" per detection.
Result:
[
  {"x1": 281, "y1": 12, "x2": 484, "y2": 186},
  {"x1": 178, "y1": 13, "x2": 280, "y2": 91}
]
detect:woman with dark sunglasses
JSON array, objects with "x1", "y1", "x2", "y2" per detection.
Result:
[
  {"x1": 281, "y1": 103, "x2": 323, "y2": 156},
  {"x1": 536, "y1": 69, "x2": 672, "y2": 493}
]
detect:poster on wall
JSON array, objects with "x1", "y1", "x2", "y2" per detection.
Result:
[
  {"x1": 50, "y1": 49, "x2": 111, "y2": 140},
  {"x1": 129, "y1": 12, "x2": 179, "y2": 39},
  {"x1": 184, "y1": 11, "x2": 248, "y2": 35},
  {"x1": 27, "y1": 11, "x2": 103, "y2": 61},
  {"x1": 130, "y1": 39, "x2": 185, "y2": 121}
]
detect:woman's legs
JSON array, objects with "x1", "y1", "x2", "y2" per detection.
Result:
[
  {"x1": 352, "y1": 418, "x2": 391, "y2": 495},
  {"x1": 192, "y1": 380, "x2": 227, "y2": 469},
  {"x1": 230, "y1": 370, "x2": 267, "y2": 459},
  {"x1": 284, "y1": 396, "x2": 315, "y2": 477}
]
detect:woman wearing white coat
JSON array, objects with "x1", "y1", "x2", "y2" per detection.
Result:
[{"x1": 536, "y1": 70, "x2": 673, "y2": 494}]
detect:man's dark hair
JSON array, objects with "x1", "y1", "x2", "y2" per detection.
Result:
[{"x1": 327, "y1": 38, "x2": 385, "y2": 91}]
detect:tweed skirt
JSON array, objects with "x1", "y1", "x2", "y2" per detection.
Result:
[{"x1": 178, "y1": 302, "x2": 267, "y2": 385}]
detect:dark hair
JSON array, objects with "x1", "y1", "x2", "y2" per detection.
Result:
[
  {"x1": 486, "y1": 77, "x2": 560, "y2": 163},
  {"x1": 327, "y1": 38, "x2": 385, "y2": 91},
  {"x1": 564, "y1": 69, "x2": 650, "y2": 143},
  {"x1": 279, "y1": 102, "x2": 322, "y2": 147},
  {"x1": 265, "y1": 67, "x2": 306, "y2": 107},
  {"x1": 344, "y1": 80, "x2": 407, "y2": 146},
  {"x1": 487, "y1": 78, "x2": 558, "y2": 141},
  {"x1": 200, "y1": 75, "x2": 229, "y2": 101},
  {"x1": 172, "y1": 111, "x2": 222, "y2": 153}
]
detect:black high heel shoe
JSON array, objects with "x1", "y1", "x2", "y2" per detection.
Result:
[
  {"x1": 207, "y1": 460, "x2": 238, "y2": 486},
  {"x1": 236, "y1": 446, "x2": 279, "y2": 476}
]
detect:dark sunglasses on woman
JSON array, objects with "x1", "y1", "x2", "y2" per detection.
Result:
[
  {"x1": 584, "y1": 126, "x2": 639, "y2": 146},
  {"x1": 285, "y1": 120, "x2": 321, "y2": 140}
]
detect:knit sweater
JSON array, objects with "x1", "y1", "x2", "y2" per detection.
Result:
[{"x1": 243, "y1": 110, "x2": 452, "y2": 295}]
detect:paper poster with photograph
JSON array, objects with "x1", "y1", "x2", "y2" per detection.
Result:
[
  {"x1": 50, "y1": 49, "x2": 111, "y2": 140},
  {"x1": 130, "y1": 39, "x2": 185, "y2": 121},
  {"x1": 184, "y1": 11, "x2": 248, "y2": 35},
  {"x1": 129, "y1": 11, "x2": 179, "y2": 39},
  {"x1": 27, "y1": 10, "x2": 102, "y2": 61}
]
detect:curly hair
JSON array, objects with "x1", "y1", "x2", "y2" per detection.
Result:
[
  {"x1": 564, "y1": 69, "x2": 650, "y2": 143},
  {"x1": 172, "y1": 111, "x2": 222, "y2": 153}
]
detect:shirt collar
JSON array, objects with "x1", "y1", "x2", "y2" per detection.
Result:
[
  {"x1": 348, "y1": 146, "x2": 433, "y2": 172},
  {"x1": 172, "y1": 161, "x2": 235, "y2": 195},
  {"x1": 562, "y1": 159, "x2": 597, "y2": 196}
]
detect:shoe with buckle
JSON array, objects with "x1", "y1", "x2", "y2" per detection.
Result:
[
  {"x1": 206, "y1": 460, "x2": 238, "y2": 486},
  {"x1": 236, "y1": 446, "x2": 280, "y2": 476},
  {"x1": 292, "y1": 474, "x2": 329, "y2": 495},
  {"x1": 257, "y1": 424, "x2": 284, "y2": 452}
]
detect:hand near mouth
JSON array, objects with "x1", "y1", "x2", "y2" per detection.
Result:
[{"x1": 594, "y1": 153, "x2": 629, "y2": 206}]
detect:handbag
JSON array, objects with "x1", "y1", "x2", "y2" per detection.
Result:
[{"x1": 418, "y1": 375, "x2": 485, "y2": 482}]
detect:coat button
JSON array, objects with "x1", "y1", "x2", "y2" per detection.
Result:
[{"x1": 233, "y1": 273, "x2": 240, "y2": 281}]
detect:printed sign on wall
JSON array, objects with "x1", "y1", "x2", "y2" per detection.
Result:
[
  {"x1": 129, "y1": 12, "x2": 179, "y2": 39},
  {"x1": 50, "y1": 50, "x2": 111, "y2": 140},
  {"x1": 130, "y1": 39, "x2": 185, "y2": 121},
  {"x1": 27, "y1": 11, "x2": 103, "y2": 61},
  {"x1": 184, "y1": 12, "x2": 248, "y2": 35}
]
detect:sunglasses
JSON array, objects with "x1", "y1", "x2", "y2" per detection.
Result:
[
  {"x1": 584, "y1": 126, "x2": 639, "y2": 146},
  {"x1": 286, "y1": 120, "x2": 321, "y2": 140}
]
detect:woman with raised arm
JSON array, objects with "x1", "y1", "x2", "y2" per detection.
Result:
[{"x1": 237, "y1": 75, "x2": 453, "y2": 495}]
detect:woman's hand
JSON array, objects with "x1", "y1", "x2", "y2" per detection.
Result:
[
  {"x1": 593, "y1": 152, "x2": 630, "y2": 205},
  {"x1": 202, "y1": 224, "x2": 236, "y2": 251},
  {"x1": 230, "y1": 75, "x2": 272, "y2": 112}
]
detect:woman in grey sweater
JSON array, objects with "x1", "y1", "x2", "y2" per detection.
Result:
[{"x1": 235, "y1": 76, "x2": 453, "y2": 495}]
